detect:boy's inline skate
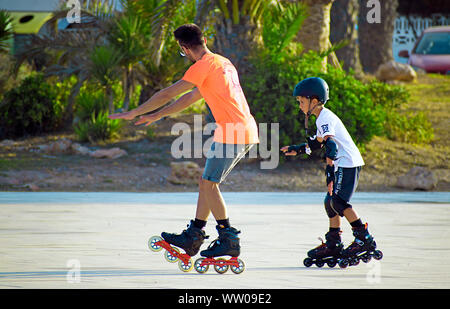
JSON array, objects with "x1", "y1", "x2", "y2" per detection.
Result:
[
  {"x1": 148, "y1": 220, "x2": 208, "y2": 272},
  {"x1": 303, "y1": 229, "x2": 343, "y2": 268},
  {"x1": 338, "y1": 223, "x2": 383, "y2": 268},
  {"x1": 194, "y1": 225, "x2": 245, "y2": 274}
]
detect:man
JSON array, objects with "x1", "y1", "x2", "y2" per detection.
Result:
[{"x1": 109, "y1": 24, "x2": 259, "y2": 260}]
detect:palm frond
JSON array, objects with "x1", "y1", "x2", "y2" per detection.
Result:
[{"x1": 0, "y1": 10, "x2": 14, "y2": 53}]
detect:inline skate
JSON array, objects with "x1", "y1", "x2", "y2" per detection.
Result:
[
  {"x1": 194, "y1": 225, "x2": 245, "y2": 274},
  {"x1": 338, "y1": 223, "x2": 383, "y2": 268},
  {"x1": 148, "y1": 220, "x2": 208, "y2": 272},
  {"x1": 303, "y1": 229, "x2": 343, "y2": 268}
]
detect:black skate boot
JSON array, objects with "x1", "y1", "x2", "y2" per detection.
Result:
[
  {"x1": 200, "y1": 225, "x2": 241, "y2": 258},
  {"x1": 338, "y1": 223, "x2": 383, "y2": 268},
  {"x1": 303, "y1": 229, "x2": 343, "y2": 268},
  {"x1": 193, "y1": 225, "x2": 245, "y2": 274},
  {"x1": 161, "y1": 220, "x2": 208, "y2": 257}
]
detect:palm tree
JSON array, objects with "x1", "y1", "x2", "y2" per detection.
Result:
[
  {"x1": 358, "y1": 0, "x2": 399, "y2": 73},
  {"x1": 295, "y1": 0, "x2": 338, "y2": 71},
  {"x1": 330, "y1": 0, "x2": 363, "y2": 76},
  {"x1": 0, "y1": 10, "x2": 14, "y2": 54},
  {"x1": 107, "y1": 12, "x2": 148, "y2": 111},
  {"x1": 89, "y1": 45, "x2": 123, "y2": 113},
  {"x1": 211, "y1": 0, "x2": 274, "y2": 74}
]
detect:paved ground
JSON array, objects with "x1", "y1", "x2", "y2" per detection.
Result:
[{"x1": 0, "y1": 192, "x2": 449, "y2": 289}]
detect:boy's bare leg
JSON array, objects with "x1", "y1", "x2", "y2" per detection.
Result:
[
  {"x1": 329, "y1": 215, "x2": 341, "y2": 229},
  {"x1": 343, "y1": 208, "x2": 360, "y2": 224}
]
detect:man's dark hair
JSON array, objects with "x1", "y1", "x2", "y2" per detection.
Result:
[{"x1": 174, "y1": 24, "x2": 204, "y2": 49}]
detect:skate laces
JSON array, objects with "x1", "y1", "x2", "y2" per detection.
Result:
[{"x1": 315, "y1": 237, "x2": 326, "y2": 249}]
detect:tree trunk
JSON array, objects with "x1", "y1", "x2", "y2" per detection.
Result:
[
  {"x1": 296, "y1": 0, "x2": 335, "y2": 71},
  {"x1": 358, "y1": 0, "x2": 399, "y2": 74},
  {"x1": 213, "y1": 15, "x2": 262, "y2": 75},
  {"x1": 330, "y1": 0, "x2": 363, "y2": 76}
]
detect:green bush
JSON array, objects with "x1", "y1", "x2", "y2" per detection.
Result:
[
  {"x1": 0, "y1": 73, "x2": 62, "y2": 138},
  {"x1": 73, "y1": 86, "x2": 122, "y2": 142},
  {"x1": 74, "y1": 111, "x2": 122, "y2": 143},
  {"x1": 242, "y1": 49, "x2": 432, "y2": 148},
  {"x1": 242, "y1": 51, "x2": 385, "y2": 146}
]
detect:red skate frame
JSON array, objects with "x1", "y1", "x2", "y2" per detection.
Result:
[
  {"x1": 197, "y1": 256, "x2": 240, "y2": 267},
  {"x1": 154, "y1": 239, "x2": 191, "y2": 265}
]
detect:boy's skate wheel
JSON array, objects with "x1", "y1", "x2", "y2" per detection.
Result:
[
  {"x1": 373, "y1": 250, "x2": 383, "y2": 260},
  {"x1": 178, "y1": 258, "x2": 193, "y2": 272},
  {"x1": 349, "y1": 257, "x2": 359, "y2": 266},
  {"x1": 361, "y1": 254, "x2": 371, "y2": 263},
  {"x1": 326, "y1": 260, "x2": 337, "y2": 268},
  {"x1": 148, "y1": 236, "x2": 163, "y2": 252},
  {"x1": 164, "y1": 247, "x2": 180, "y2": 263},
  {"x1": 338, "y1": 259, "x2": 349, "y2": 269},
  {"x1": 214, "y1": 258, "x2": 229, "y2": 274},
  {"x1": 315, "y1": 260, "x2": 325, "y2": 268},
  {"x1": 194, "y1": 258, "x2": 209, "y2": 274},
  {"x1": 230, "y1": 258, "x2": 245, "y2": 274},
  {"x1": 303, "y1": 258, "x2": 313, "y2": 268}
]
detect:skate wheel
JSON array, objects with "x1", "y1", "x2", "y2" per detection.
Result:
[
  {"x1": 148, "y1": 236, "x2": 163, "y2": 252},
  {"x1": 164, "y1": 247, "x2": 180, "y2": 263},
  {"x1": 230, "y1": 258, "x2": 245, "y2": 274},
  {"x1": 327, "y1": 259, "x2": 337, "y2": 268},
  {"x1": 349, "y1": 257, "x2": 359, "y2": 266},
  {"x1": 214, "y1": 258, "x2": 229, "y2": 274},
  {"x1": 303, "y1": 257, "x2": 313, "y2": 268},
  {"x1": 338, "y1": 259, "x2": 348, "y2": 269},
  {"x1": 373, "y1": 250, "x2": 383, "y2": 260},
  {"x1": 194, "y1": 258, "x2": 209, "y2": 274},
  {"x1": 316, "y1": 260, "x2": 325, "y2": 268},
  {"x1": 178, "y1": 258, "x2": 193, "y2": 272},
  {"x1": 362, "y1": 254, "x2": 371, "y2": 263}
]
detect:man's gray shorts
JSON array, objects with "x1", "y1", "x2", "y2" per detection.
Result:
[{"x1": 202, "y1": 142, "x2": 255, "y2": 183}]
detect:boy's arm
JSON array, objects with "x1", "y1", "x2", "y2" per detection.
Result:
[
  {"x1": 280, "y1": 135, "x2": 322, "y2": 156},
  {"x1": 323, "y1": 135, "x2": 338, "y2": 195},
  {"x1": 109, "y1": 80, "x2": 196, "y2": 120},
  {"x1": 134, "y1": 88, "x2": 203, "y2": 126}
]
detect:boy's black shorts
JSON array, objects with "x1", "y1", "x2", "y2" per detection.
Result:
[{"x1": 324, "y1": 166, "x2": 362, "y2": 217}]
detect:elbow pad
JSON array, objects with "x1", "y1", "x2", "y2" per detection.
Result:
[{"x1": 324, "y1": 137, "x2": 338, "y2": 160}]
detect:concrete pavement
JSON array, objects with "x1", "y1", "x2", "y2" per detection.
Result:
[{"x1": 0, "y1": 192, "x2": 449, "y2": 289}]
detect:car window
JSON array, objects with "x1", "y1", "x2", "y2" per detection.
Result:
[{"x1": 414, "y1": 32, "x2": 450, "y2": 55}]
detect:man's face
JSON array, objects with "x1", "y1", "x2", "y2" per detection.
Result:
[{"x1": 179, "y1": 43, "x2": 196, "y2": 63}]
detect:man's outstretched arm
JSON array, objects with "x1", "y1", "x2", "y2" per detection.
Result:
[{"x1": 109, "y1": 80, "x2": 196, "y2": 120}]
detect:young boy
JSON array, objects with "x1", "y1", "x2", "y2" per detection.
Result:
[
  {"x1": 281, "y1": 77, "x2": 380, "y2": 267},
  {"x1": 109, "y1": 24, "x2": 259, "y2": 260}
]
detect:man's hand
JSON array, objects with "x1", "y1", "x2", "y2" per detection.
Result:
[
  {"x1": 134, "y1": 113, "x2": 162, "y2": 126},
  {"x1": 108, "y1": 110, "x2": 137, "y2": 121}
]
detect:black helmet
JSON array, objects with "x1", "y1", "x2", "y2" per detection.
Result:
[{"x1": 293, "y1": 77, "x2": 329, "y2": 104}]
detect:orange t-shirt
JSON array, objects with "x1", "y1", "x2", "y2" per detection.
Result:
[{"x1": 182, "y1": 53, "x2": 259, "y2": 145}]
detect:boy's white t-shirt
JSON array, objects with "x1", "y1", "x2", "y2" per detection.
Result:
[{"x1": 315, "y1": 107, "x2": 364, "y2": 168}]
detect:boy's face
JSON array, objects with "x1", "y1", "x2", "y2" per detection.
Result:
[{"x1": 296, "y1": 96, "x2": 310, "y2": 115}]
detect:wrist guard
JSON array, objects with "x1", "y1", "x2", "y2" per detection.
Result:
[
  {"x1": 325, "y1": 164, "x2": 335, "y2": 185},
  {"x1": 288, "y1": 143, "x2": 311, "y2": 155}
]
